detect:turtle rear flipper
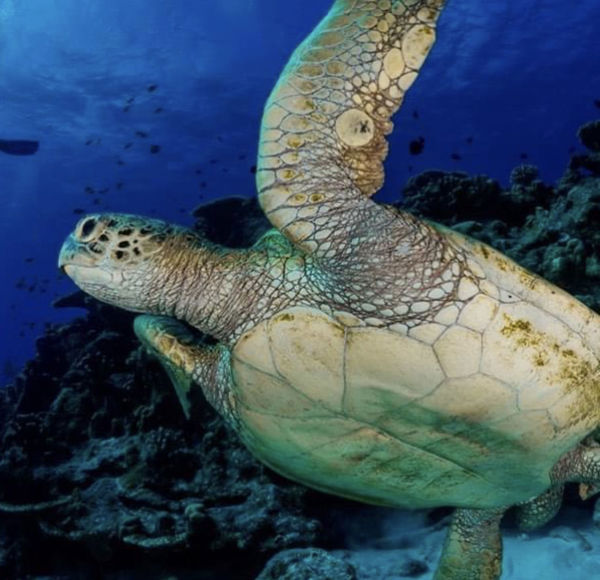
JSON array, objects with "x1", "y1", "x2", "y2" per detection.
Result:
[
  {"x1": 515, "y1": 485, "x2": 564, "y2": 531},
  {"x1": 436, "y1": 507, "x2": 505, "y2": 580},
  {"x1": 134, "y1": 315, "x2": 234, "y2": 423}
]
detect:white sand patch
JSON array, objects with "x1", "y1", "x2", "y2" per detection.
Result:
[{"x1": 331, "y1": 507, "x2": 600, "y2": 579}]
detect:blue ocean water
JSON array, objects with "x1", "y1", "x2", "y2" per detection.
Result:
[{"x1": 1, "y1": 0, "x2": 600, "y2": 379}]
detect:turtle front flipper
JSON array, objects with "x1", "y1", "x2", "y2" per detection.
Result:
[
  {"x1": 258, "y1": 0, "x2": 446, "y2": 257},
  {"x1": 134, "y1": 315, "x2": 235, "y2": 423},
  {"x1": 435, "y1": 507, "x2": 505, "y2": 580}
]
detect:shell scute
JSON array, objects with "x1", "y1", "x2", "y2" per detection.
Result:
[
  {"x1": 231, "y1": 360, "x2": 316, "y2": 418},
  {"x1": 230, "y1": 302, "x2": 600, "y2": 509},
  {"x1": 344, "y1": 325, "x2": 445, "y2": 419},
  {"x1": 434, "y1": 326, "x2": 482, "y2": 378},
  {"x1": 267, "y1": 307, "x2": 346, "y2": 410}
]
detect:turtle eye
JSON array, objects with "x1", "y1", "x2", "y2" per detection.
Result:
[{"x1": 76, "y1": 217, "x2": 99, "y2": 242}]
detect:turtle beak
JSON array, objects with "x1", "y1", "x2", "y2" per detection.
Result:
[
  {"x1": 58, "y1": 234, "x2": 111, "y2": 285},
  {"x1": 58, "y1": 246, "x2": 69, "y2": 275},
  {"x1": 59, "y1": 234, "x2": 96, "y2": 270},
  {"x1": 58, "y1": 235, "x2": 74, "y2": 274}
]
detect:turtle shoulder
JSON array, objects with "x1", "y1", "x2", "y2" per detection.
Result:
[{"x1": 251, "y1": 228, "x2": 296, "y2": 257}]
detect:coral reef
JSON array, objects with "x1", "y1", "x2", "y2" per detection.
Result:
[
  {"x1": 191, "y1": 195, "x2": 270, "y2": 248},
  {"x1": 577, "y1": 120, "x2": 600, "y2": 153},
  {"x1": 2, "y1": 119, "x2": 600, "y2": 578},
  {"x1": 256, "y1": 548, "x2": 357, "y2": 580}
]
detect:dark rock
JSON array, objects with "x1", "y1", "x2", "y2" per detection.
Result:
[
  {"x1": 510, "y1": 163, "x2": 539, "y2": 187},
  {"x1": 399, "y1": 558, "x2": 429, "y2": 577},
  {"x1": 402, "y1": 171, "x2": 504, "y2": 224},
  {"x1": 569, "y1": 152, "x2": 600, "y2": 175},
  {"x1": 561, "y1": 120, "x2": 600, "y2": 181},
  {"x1": 257, "y1": 547, "x2": 357, "y2": 580},
  {"x1": 53, "y1": 290, "x2": 90, "y2": 310},
  {"x1": 192, "y1": 196, "x2": 270, "y2": 248},
  {"x1": 578, "y1": 120, "x2": 600, "y2": 152}
]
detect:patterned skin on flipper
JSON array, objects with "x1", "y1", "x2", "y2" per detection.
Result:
[{"x1": 258, "y1": 0, "x2": 446, "y2": 258}]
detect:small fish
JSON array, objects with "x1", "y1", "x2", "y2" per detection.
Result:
[
  {"x1": 154, "y1": 107, "x2": 163, "y2": 114},
  {"x1": 73, "y1": 208, "x2": 85, "y2": 214},
  {"x1": 409, "y1": 137, "x2": 425, "y2": 155},
  {"x1": 250, "y1": 165, "x2": 257, "y2": 174},
  {"x1": 594, "y1": 99, "x2": 600, "y2": 109},
  {"x1": 135, "y1": 130, "x2": 148, "y2": 138},
  {"x1": 0, "y1": 139, "x2": 39, "y2": 156},
  {"x1": 150, "y1": 144, "x2": 161, "y2": 154},
  {"x1": 450, "y1": 152, "x2": 462, "y2": 160},
  {"x1": 147, "y1": 84, "x2": 158, "y2": 92}
]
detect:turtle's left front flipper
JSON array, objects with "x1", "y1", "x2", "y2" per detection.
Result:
[
  {"x1": 134, "y1": 315, "x2": 235, "y2": 423},
  {"x1": 257, "y1": 0, "x2": 447, "y2": 258}
]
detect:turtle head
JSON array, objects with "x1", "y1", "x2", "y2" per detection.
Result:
[{"x1": 59, "y1": 213, "x2": 194, "y2": 312}]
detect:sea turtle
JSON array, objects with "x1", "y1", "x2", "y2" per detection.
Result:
[{"x1": 58, "y1": 1, "x2": 600, "y2": 578}]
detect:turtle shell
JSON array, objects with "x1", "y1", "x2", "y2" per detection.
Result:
[{"x1": 230, "y1": 278, "x2": 600, "y2": 509}]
